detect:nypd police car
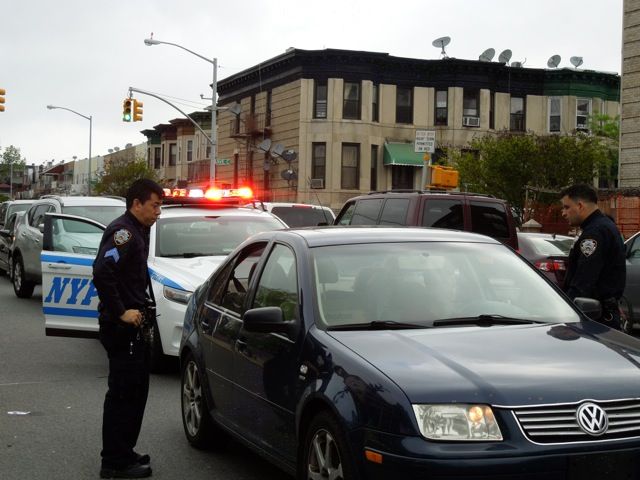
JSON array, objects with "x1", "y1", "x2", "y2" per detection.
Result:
[{"x1": 41, "y1": 188, "x2": 286, "y2": 370}]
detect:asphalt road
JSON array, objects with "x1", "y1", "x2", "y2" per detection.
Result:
[{"x1": 0, "y1": 277, "x2": 287, "y2": 480}]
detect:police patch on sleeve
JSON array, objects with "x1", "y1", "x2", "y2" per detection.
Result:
[
  {"x1": 113, "y1": 228, "x2": 132, "y2": 246},
  {"x1": 580, "y1": 239, "x2": 597, "y2": 257}
]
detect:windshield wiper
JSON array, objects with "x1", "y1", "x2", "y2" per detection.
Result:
[
  {"x1": 432, "y1": 314, "x2": 544, "y2": 327},
  {"x1": 327, "y1": 320, "x2": 429, "y2": 331}
]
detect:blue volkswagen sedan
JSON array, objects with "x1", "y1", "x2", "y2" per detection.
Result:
[{"x1": 180, "y1": 227, "x2": 640, "y2": 480}]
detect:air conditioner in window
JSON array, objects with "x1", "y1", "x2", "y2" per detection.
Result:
[
  {"x1": 462, "y1": 116, "x2": 480, "y2": 127},
  {"x1": 310, "y1": 178, "x2": 324, "y2": 189}
]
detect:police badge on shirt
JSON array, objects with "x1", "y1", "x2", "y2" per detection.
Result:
[
  {"x1": 580, "y1": 238, "x2": 597, "y2": 257},
  {"x1": 114, "y1": 228, "x2": 132, "y2": 246}
]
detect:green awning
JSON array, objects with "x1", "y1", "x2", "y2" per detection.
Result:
[{"x1": 383, "y1": 143, "x2": 425, "y2": 167}]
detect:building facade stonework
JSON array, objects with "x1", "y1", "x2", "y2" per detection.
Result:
[
  {"x1": 621, "y1": 0, "x2": 640, "y2": 186},
  {"x1": 143, "y1": 48, "x2": 621, "y2": 210}
]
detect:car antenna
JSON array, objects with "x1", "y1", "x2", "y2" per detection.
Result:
[{"x1": 307, "y1": 176, "x2": 332, "y2": 225}]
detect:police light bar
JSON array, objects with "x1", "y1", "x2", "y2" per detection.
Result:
[{"x1": 162, "y1": 186, "x2": 253, "y2": 205}]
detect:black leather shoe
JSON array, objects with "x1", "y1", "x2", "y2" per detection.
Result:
[
  {"x1": 134, "y1": 453, "x2": 150, "y2": 465},
  {"x1": 100, "y1": 463, "x2": 152, "y2": 478}
]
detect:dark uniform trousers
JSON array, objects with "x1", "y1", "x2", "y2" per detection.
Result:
[{"x1": 99, "y1": 318, "x2": 149, "y2": 469}]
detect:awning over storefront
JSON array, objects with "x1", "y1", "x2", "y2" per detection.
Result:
[{"x1": 383, "y1": 142, "x2": 425, "y2": 167}]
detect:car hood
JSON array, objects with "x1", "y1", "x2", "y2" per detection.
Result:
[
  {"x1": 329, "y1": 322, "x2": 640, "y2": 406},
  {"x1": 149, "y1": 255, "x2": 226, "y2": 292}
]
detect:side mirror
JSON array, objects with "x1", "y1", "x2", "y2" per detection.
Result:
[
  {"x1": 243, "y1": 306, "x2": 297, "y2": 337},
  {"x1": 574, "y1": 297, "x2": 602, "y2": 321},
  {"x1": 0, "y1": 229, "x2": 9, "y2": 239},
  {"x1": 38, "y1": 223, "x2": 45, "y2": 234}
]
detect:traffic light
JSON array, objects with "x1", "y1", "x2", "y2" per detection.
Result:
[
  {"x1": 0, "y1": 89, "x2": 5, "y2": 112},
  {"x1": 133, "y1": 99, "x2": 143, "y2": 122},
  {"x1": 122, "y1": 98, "x2": 132, "y2": 122}
]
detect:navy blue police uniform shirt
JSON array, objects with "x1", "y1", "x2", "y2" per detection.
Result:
[
  {"x1": 563, "y1": 210, "x2": 626, "y2": 301},
  {"x1": 92, "y1": 210, "x2": 150, "y2": 322}
]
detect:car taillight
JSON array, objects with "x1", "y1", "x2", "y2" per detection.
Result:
[{"x1": 535, "y1": 259, "x2": 566, "y2": 272}]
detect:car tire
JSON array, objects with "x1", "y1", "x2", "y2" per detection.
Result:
[
  {"x1": 620, "y1": 297, "x2": 634, "y2": 334},
  {"x1": 299, "y1": 411, "x2": 359, "y2": 480},
  {"x1": 148, "y1": 320, "x2": 169, "y2": 373},
  {"x1": 12, "y1": 255, "x2": 35, "y2": 298},
  {"x1": 181, "y1": 353, "x2": 225, "y2": 449}
]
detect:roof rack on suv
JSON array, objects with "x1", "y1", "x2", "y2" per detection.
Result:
[{"x1": 366, "y1": 189, "x2": 494, "y2": 198}]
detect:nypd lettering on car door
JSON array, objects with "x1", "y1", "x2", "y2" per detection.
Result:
[{"x1": 41, "y1": 213, "x2": 105, "y2": 338}]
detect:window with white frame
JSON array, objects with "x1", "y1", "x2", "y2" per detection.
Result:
[
  {"x1": 576, "y1": 98, "x2": 591, "y2": 131},
  {"x1": 343, "y1": 81, "x2": 361, "y2": 120},
  {"x1": 341, "y1": 143, "x2": 360, "y2": 190},
  {"x1": 314, "y1": 80, "x2": 328, "y2": 119},
  {"x1": 169, "y1": 143, "x2": 177, "y2": 166},
  {"x1": 435, "y1": 89, "x2": 448, "y2": 126},
  {"x1": 510, "y1": 96, "x2": 525, "y2": 132},
  {"x1": 549, "y1": 97, "x2": 561, "y2": 133},
  {"x1": 187, "y1": 140, "x2": 193, "y2": 162}
]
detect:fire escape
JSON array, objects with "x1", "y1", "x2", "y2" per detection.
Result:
[{"x1": 230, "y1": 111, "x2": 272, "y2": 196}]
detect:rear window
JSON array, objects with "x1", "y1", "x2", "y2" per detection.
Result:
[
  {"x1": 470, "y1": 201, "x2": 509, "y2": 239},
  {"x1": 422, "y1": 199, "x2": 464, "y2": 230},
  {"x1": 63, "y1": 206, "x2": 125, "y2": 226},
  {"x1": 350, "y1": 199, "x2": 383, "y2": 225},
  {"x1": 271, "y1": 206, "x2": 333, "y2": 227},
  {"x1": 527, "y1": 237, "x2": 574, "y2": 256}
]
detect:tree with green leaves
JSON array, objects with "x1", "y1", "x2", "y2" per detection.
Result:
[
  {"x1": 0, "y1": 145, "x2": 26, "y2": 185},
  {"x1": 93, "y1": 156, "x2": 158, "y2": 197},
  {"x1": 448, "y1": 130, "x2": 612, "y2": 221}
]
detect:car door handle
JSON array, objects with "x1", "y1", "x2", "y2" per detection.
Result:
[{"x1": 48, "y1": 263, "x2": 71, "y2": 270}]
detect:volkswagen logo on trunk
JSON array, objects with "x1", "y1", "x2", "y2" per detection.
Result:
[{"x1": 576, "y1": 402, "x2": 608, "y2": 436}]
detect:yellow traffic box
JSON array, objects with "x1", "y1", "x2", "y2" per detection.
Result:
[{"x1": 429, "y1": 165, "x2": 459, "y2": 189}]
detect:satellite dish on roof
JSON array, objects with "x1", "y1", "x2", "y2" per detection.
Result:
[
  {"x1": 570, "y1": 56, "x2": 583, "y2": 68},
  {"x1": 547, "y1": 54, "x2": 561, "y2": 68},
  {"x1": 479, "y1": 48, "x2": 495, "y2": 62},
  {"x1": 498, "y1": 49, "x2": 512, "y2": 64},
  {"x1": 432, "y1": 36, "x2": 451, "y2": 58}
]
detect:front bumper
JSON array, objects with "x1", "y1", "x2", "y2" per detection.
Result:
[{"x1": 358, "y1": 429, "x2": 640, "y2": 480}]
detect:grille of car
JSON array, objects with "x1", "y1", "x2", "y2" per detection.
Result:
[{"x1": 512, "y1": 399, "x2": 640, "y2": 443}]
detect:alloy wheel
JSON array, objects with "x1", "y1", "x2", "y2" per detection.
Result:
[
  {"x1": 13, "y1": 261, "x2": 22, "y2": 290},
  {"x1": 182, "y1": 361, "x2": 203, "y2": 437},
  {"x1": 307, "y1": 428, "x2": 344, "y2": 480}
]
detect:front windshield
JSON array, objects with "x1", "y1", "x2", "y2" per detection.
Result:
[
  {"x1": 155, "y1": 215, "x2": 284, "y2": 257},
  {"x1": 8, "y1": 204, "x2": 30, "y2": 218},
  {"x1": 63, "y1": 206, "x2": 125, "y2": 226},
  {"x1": 312, "y1": 242, "x2": 579, "y2": 329}
]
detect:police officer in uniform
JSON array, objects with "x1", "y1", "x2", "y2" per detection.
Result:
[
  {"x1": 560, "y1": 184, "x2": 626, "y2": 330},
  {"x1": 93, "y1": 179, "x2": 163, "y2": 479}
]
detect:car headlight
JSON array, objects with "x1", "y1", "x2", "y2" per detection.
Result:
[
  {"x1": 412, "y1": 404, "x2": 503, "y2": 441},
  {"x1": 163, "y1": 285, "x2": 193, "y2": 304}
]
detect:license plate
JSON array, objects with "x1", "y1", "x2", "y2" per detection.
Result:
[{"x1": 568, "y1": 451, "x2": 638, "y2": 480}]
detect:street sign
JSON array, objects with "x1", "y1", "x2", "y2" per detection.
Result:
[
  {"x1": 216, "y1": 158, "x2": 231, "y2": 165},
  {"x1": 415, "y1": 130, "x2": 436, "y2": 153}
]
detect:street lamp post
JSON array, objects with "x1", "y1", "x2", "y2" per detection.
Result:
[
  {"x1": 144, "y1": 37, "x2": 218, "y2": 185},
  {"x1": 46, "y1": 105, "x2": 92, "y2": 195}
]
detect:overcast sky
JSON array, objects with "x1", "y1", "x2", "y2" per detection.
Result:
[{"x1": 1, "y1": 0, "x2": 623, "y2": 166}]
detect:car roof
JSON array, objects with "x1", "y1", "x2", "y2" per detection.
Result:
[
  {"x1": 35, "y1": 196, "x2": 125, "y2": 206},
  {"x1": 348, "y1": 190, "x2": 502, "y2": 201},
  {"x1": 518, "y1": 232, "x2": 573, "y2": 239},
  {"x1": 158, "y1": 205, "x2": 282, "y2": 220},
  {"x1": 250, "y1": 226, "x2": 502, "y2": 247}
]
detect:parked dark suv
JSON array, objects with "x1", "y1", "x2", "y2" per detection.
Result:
[{"x1": 335, "y1": 190, "x2": 519, "y2": 249}]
